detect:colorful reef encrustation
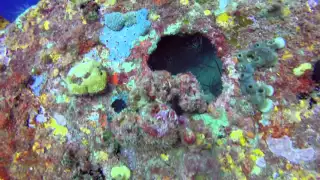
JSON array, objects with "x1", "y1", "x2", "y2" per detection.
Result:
[{"x1": 0, "y1": 0, "x2": 320, "y2": 179}]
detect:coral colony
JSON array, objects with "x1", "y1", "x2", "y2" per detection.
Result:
[{"x1": 0, "y1": 0, "x2": 320, "y2": 179}]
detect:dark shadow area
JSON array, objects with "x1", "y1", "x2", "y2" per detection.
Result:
[
  {"x1": 170, "y1": 95, "x2": 184, "y2": 116},
  {"x1": 147, "y1": 33, "x2": 223, "y2": 100},
  {"x1": 313, "y1": 60, "x2": 320, "y2": 83},
  {"x1": 111, "y1": 99, "x2": 127, "y2": 113}
]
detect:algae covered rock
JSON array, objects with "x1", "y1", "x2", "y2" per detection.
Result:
[{"x1": 66, "y1": 60, "x2": 107, "y2": 95}]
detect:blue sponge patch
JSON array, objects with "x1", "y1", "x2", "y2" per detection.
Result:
[
  {"x1": 100, "y1": 8, "x2": 151, "y2": 62},
  {"x1": 30, "y1": 74, "x2": 46, "y2": 96}
]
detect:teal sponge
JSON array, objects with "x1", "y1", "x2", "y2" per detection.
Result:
[
  {"x1": 236, "y1": 37, "x2": 285, "y2": 69},
  {"x1": 103, "y1": 12, "x2": 125, "y2": 31},
  {"x1": 249, "y1": 83, "x2": 274, "y2": 113}
]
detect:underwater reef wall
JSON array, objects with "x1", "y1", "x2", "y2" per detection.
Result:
[{"x1": 0, "y1": 0, "x2": 320, "y2": 179}]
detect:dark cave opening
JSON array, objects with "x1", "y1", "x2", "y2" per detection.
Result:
[
  {"x1": 170, "y1": 95, "x2": 184, "y2": 116},
  {"x1": 111, "y1": 99, "x2": 127, "y2": 113},
  {"x1": 147, "y1": 33, "x2": 223, "y2": 101}
]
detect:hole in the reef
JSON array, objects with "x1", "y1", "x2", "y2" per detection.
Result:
[
  {"x1": 147, "y1": 33, "x2": 223, "y2": 101},
  {"x1": 111, "y1": 99, "x2": 127, "y2": 113},
  {"x1": 258, "y1": 88, "x2": 264, "y2": 93},
  {"x1": 247, "y1": 53, "x2": 255, "y2": 59},
  {"x1": 170, "y1": 95, "x2": 183, "y2": 116}
]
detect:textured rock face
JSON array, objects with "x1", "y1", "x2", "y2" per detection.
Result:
[{"x1": 0, "y1": 0, "x2": 320, "y2": 179}]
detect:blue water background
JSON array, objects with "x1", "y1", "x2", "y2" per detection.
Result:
[{"x1": 0, "y1": 0, "x2": 39, "y2": 22}]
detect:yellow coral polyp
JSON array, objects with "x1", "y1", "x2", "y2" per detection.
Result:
[
  {"x1": 196, "y1": 133, "x2": 205, "y2": 145},
  {"x1": 204, "y1": 10, "x2": 212, "y2": 16},
  {"x1": 50, "y1": 52, "x2": 61, "y2": 63},
  {"x1": 293, "y1": 63, "x2": 312, "y2": 76},
  {"x1": 44, "y1": 118, "x2": 68, "y2": 139},
  {"x1": 180, "y1": 0, "x2": 189, "y2": 6},
  {"x1": 94, "y1": 151, "x2": 109, "y2": 162},
  {"x1": 250, "y1": 149, "x2": 265, "y2": 162},
  {"x1": 43, "y1": 21, "x2": 50, "y2": 30},
  {"x1": 39, "y1": 93, "x2": 48, "y2": 105},
  {"x1": 282, "y1": 7, "x2": 291, "y2": 17},
  {"x1": 282, "y1": 50, "x2": 293, "y2": 60},
  {"x1": 252, "y1": 149, "x2": 264, "y2": 156},
  {"x1": 65, "y1": 3, "x2": 77, "y2": 20},
  {"x1": 13, "y1": 152, "x2": 22, "y2": 163},
  {"x1": 216, "y1": 12, "x2": 234, "y2": 29},
  {"x1": 161, "y1": 154, "x2": 169, "y2": 161},
  {"x1": 80, "y1": 127, "x2": 91, "y2": 134},
  {"x1": 292, "y1": 170, "x2": 317, "y2": 180},
  {"x1": 52, "y1": 68, "x2": 59, "y2": 77},
  {"x1": 82, "y1": 138, "x2": 89, "y2": 145},
  {"x1": 32, "y1": 142, "x2": 44, "y2": 154},
  {"x1": 230, "y1": 129, "x2": 246, "y2": 146}
]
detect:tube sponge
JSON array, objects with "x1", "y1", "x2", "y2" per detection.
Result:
[
  {"x1": 258, "y1": 98, "x2": 273, "y2": 113},
  {"x1": 249, "y1": 83, "x2": 274, "y2": 113}
]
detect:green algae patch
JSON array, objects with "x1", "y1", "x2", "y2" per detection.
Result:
[
  {"x1": 192, "y1": 108, "x2": 229, "y2": 138},
  {"x1": 164, "y1": 22, "x2": 182, "y2": 35},
  {"x1": 111, "y1": 165, "x2": 131, "y2": 180}
]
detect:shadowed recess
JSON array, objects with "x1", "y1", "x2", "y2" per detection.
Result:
[
  {"x1": 147, "y1": 33, "x2": 223, "y2": 100},
  {"x1": 111, "y1": 99, "x2": 127, "y2": 113}
]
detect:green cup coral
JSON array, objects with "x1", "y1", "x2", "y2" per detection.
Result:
[
  {"x1": 66, "y1": 60, "x2": 107, "y2": 95},
  {"x1": 111, "y1": 165, "x2": 131, "y2": 180}
]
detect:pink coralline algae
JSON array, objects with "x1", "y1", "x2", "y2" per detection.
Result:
[
  {"x1": 181, "y1": 151, "x2": 219, "y2": 179},
  {"x1": 141, "y1": 103, "x2": 178, "y2": 138},
  {"x1": 1, "y1": 0, "x2": 320, "y2": 179},
  {"x1": 176, "y1": 72, "x2": 207, "y2": 113},
  {"x1": 136, "y1": 70, "x2": 207, "y2": 113}
]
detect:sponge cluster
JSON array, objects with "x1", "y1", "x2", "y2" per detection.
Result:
[{"x1": 236, "y1": 37, "x2": 285, "y2": 113}]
